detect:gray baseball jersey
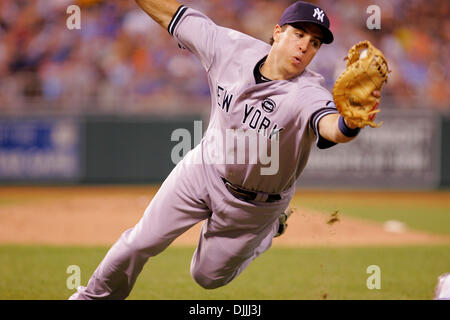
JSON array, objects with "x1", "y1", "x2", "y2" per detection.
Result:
[
  {"x1": 171, "y1": 6, "x2": 338, "y2": 194},
  {"x1": 69, "y1": 5, "x2": 338, "y2": 300}
]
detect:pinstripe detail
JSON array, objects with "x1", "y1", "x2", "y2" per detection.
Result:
[
  {"x1": 168, "y1": 5, "x2": 188, "y2": 35},
  {"x1": 310, "y1": 106, "x2": 338, "y2": 133},
  {"x1": 313, "y1": 109, "x2": 338, "y2": 132}
]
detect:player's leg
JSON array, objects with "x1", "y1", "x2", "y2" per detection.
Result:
[
  {"x1": 188, "y1": 174, "x2": 294, "y2": 290},
  {"x1": 70, "y1": 148, "x2": 211, "y2": 299},
  {"x1": 190, "y1": 215, "x2": 280, "y2": 289}
]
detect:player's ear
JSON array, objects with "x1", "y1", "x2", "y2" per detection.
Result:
[{"x1": 272, "y1": 24, "x2": 283, "y2": 43}]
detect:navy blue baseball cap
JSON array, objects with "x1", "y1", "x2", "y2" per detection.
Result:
[{"x1": 279, "y1": 1, "x2": 334, "y2": 44}]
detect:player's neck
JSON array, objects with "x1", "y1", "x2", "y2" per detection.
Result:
[{"x1": 260, "y1": 57, "x2": 283, "y2": 80}]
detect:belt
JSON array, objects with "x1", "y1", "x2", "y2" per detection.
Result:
[{"x1": 222, "y1": 178, "x2": 281, "y2": 203}]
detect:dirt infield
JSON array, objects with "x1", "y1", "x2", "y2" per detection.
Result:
[{"x1": 0, "y1": 186, "x2": 449, "y2": 247}]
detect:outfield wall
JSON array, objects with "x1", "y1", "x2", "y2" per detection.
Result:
[
  {"x1": 300, "y1": 109, "x2": 443, "y2": 189},
  {"x1": 0, "y1": 109, "x2": 448, "y2": 188},
  {"x1": 440, "y1": 115, "x2": 450, "y2": 188}
]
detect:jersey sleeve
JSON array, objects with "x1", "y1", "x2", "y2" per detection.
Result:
[
  {"x1": 309, "y1": 101, "x2": 339, "y2": 149},
  {"x1": 168, "y1": 6, "x2": 217, "y2": 71},
  {"x1": 298, "y1": 81, "x2": 340, "y2": 150}
]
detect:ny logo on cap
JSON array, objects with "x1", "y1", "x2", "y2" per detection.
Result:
[{"x1": 313, "y1": 8, "x2": 324, "y2": 22}]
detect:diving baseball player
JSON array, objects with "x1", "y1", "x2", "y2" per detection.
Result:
[{"x1": 70, "y1": 0, "x2": 384, "y2": 299}]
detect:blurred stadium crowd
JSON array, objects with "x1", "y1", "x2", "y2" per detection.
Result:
[{"x1": 0, "y1": 0, "x2": 448, "y2": 115}]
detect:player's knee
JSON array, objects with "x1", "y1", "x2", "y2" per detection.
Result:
[{"x1": 190, "y1": 268, "x2": 229, "y2": 290}]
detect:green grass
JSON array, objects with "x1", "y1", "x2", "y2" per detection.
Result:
[
  {"x1": 0, "y1": 245, "x2": 449, "y2": 300},
  {"x1": 290, "y1": 191, "x2": 450, "y2": 235}
]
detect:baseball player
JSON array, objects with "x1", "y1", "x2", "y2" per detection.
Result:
[{"x1": 69, "y1": 0, "x2": 383, "y2": 299}]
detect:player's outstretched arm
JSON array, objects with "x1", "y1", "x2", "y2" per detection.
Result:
[
  {"x1": 317, "y1": 113, "x2": 357, "y2": 144},
  {"x1": 318, "y1": 90, "x2": 381, "y2": 144},
  {"x1": 135, "y1": 0, "x2": 181, "y2": 30}
]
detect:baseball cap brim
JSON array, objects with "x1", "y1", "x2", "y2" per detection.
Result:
[{"x1": 285, "y1": 20, "x2": 334, "y2": 44}]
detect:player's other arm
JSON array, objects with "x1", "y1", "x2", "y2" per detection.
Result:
[
  {"x1": 135, "y1": 0, "x2": 181, "y2": 29},
  {"x1": 318, "y1": 90, "x2": 381, "y2": 144}
]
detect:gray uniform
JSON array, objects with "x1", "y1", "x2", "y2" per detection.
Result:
[{"x1": 70, "y1": 6, "x2": 337, "y2": 299}]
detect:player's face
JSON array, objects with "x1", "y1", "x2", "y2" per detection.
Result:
[{"x1": 272, "y1": 23, "x2": 322, "y2": 79}]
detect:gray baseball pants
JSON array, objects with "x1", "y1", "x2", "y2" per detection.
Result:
[{"x1": 69, "y1": 143, "x2": 293, "y2": 299}]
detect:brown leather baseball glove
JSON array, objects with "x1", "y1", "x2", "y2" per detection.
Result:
[{"x1": 333, "y1": 40, "x2": 390, "y2": 128}]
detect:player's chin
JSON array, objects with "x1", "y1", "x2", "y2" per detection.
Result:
[{"x1": 287, "y1": 65, "x2": 305, "y2": 79}]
